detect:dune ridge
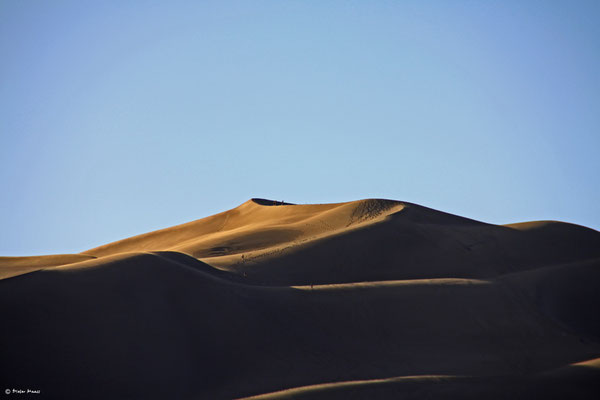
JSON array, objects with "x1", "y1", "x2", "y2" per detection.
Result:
[
  {"x1": 0, "y1": 253, "x2": 95, "y2": 279},
  {"x1": 1, "y1": 198, "x2": 599, "y2": 399}
]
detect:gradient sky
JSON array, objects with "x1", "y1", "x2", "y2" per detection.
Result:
[{"x1": 1, "y1": 0, "x2": 599, "y2": 256}]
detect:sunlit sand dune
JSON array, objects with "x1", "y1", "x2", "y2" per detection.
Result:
[{"x1": 1, "y1": 198, "x2": 599, "y2": 399}]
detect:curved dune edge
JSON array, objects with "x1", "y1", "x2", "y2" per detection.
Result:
[
  {"x1": 539, "y1": 356, "x2": 600, "y2": 377},
  {"x1": 570, "y1": 357, "x2": 600, "y2": 369},
  {"x1": 239, "y1": 357, "x2": 600, "y2": 400},
  {"x1": 238, "y1": 366, "x2": 600, "y2": 400},
  {"x1": 291, "y1": 278, "x2": 490, "y2": 290},
  {"x1": 237, "y1": 375, "x2": 460, "y2": 399},
  {"x1": 0, "y1": 254, "x2": 96, "y2": 280}
]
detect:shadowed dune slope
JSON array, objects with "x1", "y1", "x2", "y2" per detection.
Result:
[
  {"x1": 82, "y1": 198, "x2": 600, "y2": 285},
  {"x1": 82, "y1": 199, "x2": 406, "y2": 260},
  {"x1": 0, "y1": 253, "x2": 95, "y2": 279},
  {"x1": 239, "y1": 369, "x2": 600, "y2": 400},
  {"x1": 1, "y1": 198, "x2": 599, "y2": 399}
]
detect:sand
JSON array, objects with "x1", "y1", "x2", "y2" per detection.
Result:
[{"x1": 1, "y1": 198, "x2": 599, "y2": 399}]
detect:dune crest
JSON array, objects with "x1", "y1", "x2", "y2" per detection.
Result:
[{"x1": 81, "y1": 198, "x2": 406, "y2": 262}]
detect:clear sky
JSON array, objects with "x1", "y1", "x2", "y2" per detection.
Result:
[{"x1": 1, "y1": 0, "x2": 599, "y2": 256}]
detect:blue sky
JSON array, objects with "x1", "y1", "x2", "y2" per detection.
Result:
[{"x1": 1, "y1": 0, "x2": 599, "y2": 255}]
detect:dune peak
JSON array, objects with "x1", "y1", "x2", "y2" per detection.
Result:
[{"x1": 248, "y1": 198, "x2": 295, "y2": 206}]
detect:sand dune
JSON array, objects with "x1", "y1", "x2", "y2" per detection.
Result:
[
  {"x1": 1, "y1": 198, "x2": 599, "y2": 399},
  {"x1": 0, "y1": 253, "x2": 95, "y2": 279}
]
